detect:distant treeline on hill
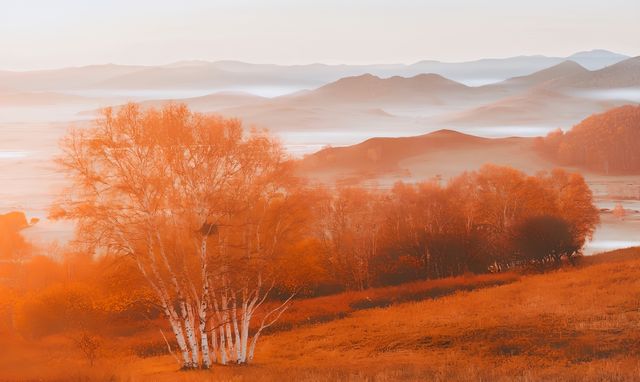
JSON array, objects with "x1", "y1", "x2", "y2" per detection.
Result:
[{"x1": 536, "y1": 105, "x2": 640, "y2": 174}]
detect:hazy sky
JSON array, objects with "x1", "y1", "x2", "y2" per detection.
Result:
[{"x1": 1, "y1": 0, "x2": 639, "y2": 70}]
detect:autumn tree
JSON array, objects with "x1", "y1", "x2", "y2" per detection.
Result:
[
  {"x1": 538, "y1": 105, "x2": 640, "y2": 174},
  {"x1": 0, "y1": 211, "x2": 35, "y2": 263},
  {"x1": 317, "y1": 187, "x2": 382, "y2": 290},
  {"x1": 368, "y1": 165, "x2": 598, "y2": 277},
  {"x1": 612, "y1": 203, "x2": 626, "y2": 219},
  {"x1": 540, "y1": 168, "x2": 600, "y2": 253},
  {"x1": 376, "y1": 181, "x2": 467, "y2": 280},
  {"x1": 53, "y1": 103, "x2": 299, "y2": 369}
]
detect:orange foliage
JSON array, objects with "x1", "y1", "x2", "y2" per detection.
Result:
[
  {"x1": 538, "y1": 105, "x2": 640, "y2": 174},
  {"x1": 319, "y1": 165, "x2": 599, "y2": 287},
  {"x1": 0, "y1": 211, "x2": 32, "y2": 261}
]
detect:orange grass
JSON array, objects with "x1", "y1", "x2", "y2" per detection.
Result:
[
  {"x1": 3, "y1": 248, "x2": 640, "y2": 381},
  {"x1": 259, "y1": 272, "x2": 519, "y2": 333},
  {"x1": 125, "y1": 247, "x2": 640, "y2": 381}
]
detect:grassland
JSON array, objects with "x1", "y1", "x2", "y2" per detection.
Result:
[
  {"x1": 3, "y1": 248, "x2": 640, "y2": 381},
  {"x1": 127, "y1": 248, "x2": 640, "y2": 382}
]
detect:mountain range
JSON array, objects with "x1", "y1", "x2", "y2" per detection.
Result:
[{"x1": 0, "y1": 50, "x2": 630, "y2": 92}]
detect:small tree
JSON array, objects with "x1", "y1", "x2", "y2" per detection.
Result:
[
  {"x1": 72, "y1": 331, "x2": 101, "y2": 367},
  {"x1": 612, "y1": 202, "x2": 626, "y2": 219}
]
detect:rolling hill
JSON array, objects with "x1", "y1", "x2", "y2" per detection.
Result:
[
  {"x1": 492, "y1": 60, "x2": 589, "y2": 91},
  {"x1": 290, "y1": 73, "x2": 470, "y2": 105},
  {"x1": 115, "y1": 247, "x2": 640, "y2": 381},
  {"x1": 567, "y1": 49, "x2": 630, "y2": 70},
  {"x1": 445, "y1": 87, "x2": 625, "y2": 127},
  {"x1": 297, "y1": 129, "x2": 553, "y2": 183},
  {"x1": 443, "y1": 59, "x2": 640, "y2": 127},
  {"x1": 552, "y1": 56, "x2": 640, "y2": 89}
]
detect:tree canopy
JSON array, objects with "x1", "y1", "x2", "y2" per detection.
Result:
[{"x1": 536, "y1": 105, "x2": 640, "y2": 174}]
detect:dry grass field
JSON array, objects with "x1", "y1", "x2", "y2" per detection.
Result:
[
  {"x1": 2, "y1": 248, "x2": 640, "y2": 382},
  {"x1": 121, "y1": 248, "x2": 640, "y2": 382}
]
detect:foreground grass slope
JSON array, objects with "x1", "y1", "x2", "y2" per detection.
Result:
[
  {"x1": 0, "y1": 273, "x2": 518, "y2": 381},
  {"x1": 130, "y1": 247, "x2": 640, "y2": 381}
]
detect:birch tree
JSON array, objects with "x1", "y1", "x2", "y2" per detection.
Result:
[{"x1": 53, "y1": 103, "x2": 298, "y2": 369}]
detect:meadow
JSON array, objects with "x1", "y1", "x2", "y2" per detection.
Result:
[
  {"x1": 133, "y1": 247, "x2": 640, "y2": 382},
  {"x1": 2, "y1": 247, "x2": 638, "y2": 381}
]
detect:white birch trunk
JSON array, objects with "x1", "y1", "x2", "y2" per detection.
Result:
[
  {"x1": 134, "y1": 246, "x2": 193, "y2": 368},
  {"x1": 218, "y1": 324, "x2": 228, "y2": 365},
  {"x1": 231, "y1": 293, "x2": 242, "y2": 363},
  {"x1": 180, "y1": 300, "x2": 200, "y2": 367},
  {"x1": 153, "y1": 231, "x2": 200, "y2": 368},
  {"x1": 198, "y1": 304, "x2": 211, "y2": 368},
  {"x1": 239, "y1": 299, "x2": 250, "y2": 364},
  {"x1": 198, "y1": 237, "x2": 212, "y2": 368},
  {"x1": 210, "y1": 318, "x2": 218, "y2": 364}
]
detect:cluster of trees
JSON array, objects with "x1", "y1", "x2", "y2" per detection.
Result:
[
  {"x1": 1, "y1": 250, "x2": 153, "y2": 340},
  {"x1": 52, "y1": 104, "x2": 316, "y2": 368},
  {"x1": 0, "y1": 236, "x2": 157, "y2": 371},
  {"x1": 316, "y1": 165, "x2": 599, "y2": 289},
  {"x1": 0, "y1": 104, "x2": 599, "y2": 370},
  {"x1": 536, "y1": 105, "x2": 640, "y2": 174}
]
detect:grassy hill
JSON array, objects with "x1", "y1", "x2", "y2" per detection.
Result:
[
  {"x1": 121, "y1": 247, "x2": 640, "y2": 381},
  {"x1": 2, "y1": 247, "x2": 639, "y2": 381},
  {"x1": 296, "y1": 129, "x2": 553, "y2": 184}
]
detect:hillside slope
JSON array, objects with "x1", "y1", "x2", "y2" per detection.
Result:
[
  {"x1": 123, "y1": 247, "x2": 640, "y2": 381},
  {"x1": 297, "y1": 129, "x2": 554, "y2": 183},
  {"x1": 292, "y1": 73, "x2": 470, "y2": 105},
  {"x1": 446, "y1": 87, "x2": 625, "y2": 126},
  {"x1": 552, "y1": 56, "x2": 640, "y2": 89}
]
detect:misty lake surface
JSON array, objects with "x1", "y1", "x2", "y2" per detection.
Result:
[
  {"x1": 578, "y1": 88, "x2": 640, "y2": 103},
  {"x1": 61, "y1": 85, "x2": 310, "y2": 99},
  {"x1": 584, "y1": 200, "x2": 640, "y2": 254}
]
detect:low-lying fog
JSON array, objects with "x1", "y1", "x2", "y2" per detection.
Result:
[
  {"x1": 1, "y1": 79, "x2": 638, "y2": 254},
  {"x1": 60, "y1": 85, "x2": 307, "y2": 99},
  {"x1": 576, "y1": 88, "x2": 640, "y2": 103}
]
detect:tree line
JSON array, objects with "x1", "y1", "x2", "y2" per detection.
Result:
[{"x1": 536, "y1": 105, "x2": 640, "y2": 174}]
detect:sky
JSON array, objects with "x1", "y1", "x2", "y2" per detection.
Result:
[{"x1": 1, "y1": 0, "x2": 639, "y2": 70}]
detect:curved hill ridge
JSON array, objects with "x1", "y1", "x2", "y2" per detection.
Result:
[
  {"x1": 297, "y1": 129, "x2": 542, "y2": 181},
  {"x1": 551, "y1": 56, "x2": 640, "y2": 89},
  {"x1": 497, "y1": 60, "x2": 589, "y2": 88},
  {"x1": 445, "y1": 57, "x2": 640, "y2": 126},
  {"x1": 294, "y1": 73, "x2": 469, "y2": 104}
]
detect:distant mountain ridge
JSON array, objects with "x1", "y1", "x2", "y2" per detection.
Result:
[
  {"x1": 443, "y1": 58, "x2": 640, "y2": 126},
  {"x1": 293, "y1": 73, "x2": 469, "y2": 104},
  {"x1": 551, "y1": 56, "x2": 640, "y2": 89},
  {"x1": 0, "y1": 50, "x2": 630, "y2": 93},
  {"x1": 494, "y1": 60, "x2": 589, "y2": 89},
  {"x1": 567, "y1": 49, "x2": 631, "y2": 70}
]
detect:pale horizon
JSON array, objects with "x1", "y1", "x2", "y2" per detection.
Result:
[
  {"x1": 2, "y1": 0, "x2": 639, "y2": 71},
  {"x1": 1, "y1": 48, "x2": 638, "y2": 73}
]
